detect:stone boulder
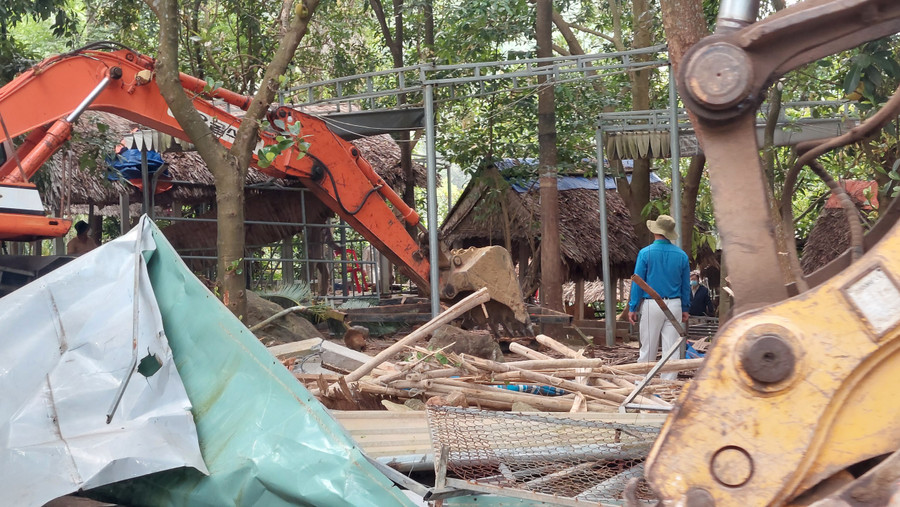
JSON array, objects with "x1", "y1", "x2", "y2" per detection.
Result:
[
  {"x1": 427, "y1": 325, "x2": 503, "y2": 362},
  {"x1": 245, "y1": 291, "x2": 324, "y2": 346}
]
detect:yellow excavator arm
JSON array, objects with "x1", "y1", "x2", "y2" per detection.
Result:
[{"x1": 645, "y1": 0, "x2": 900, "y2": 504}]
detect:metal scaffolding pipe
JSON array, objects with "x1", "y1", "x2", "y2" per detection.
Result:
[
  {"x1": 596, "y1": 131, "x2": 616, "y2": 347},
  {"x1": 425, "y1": 84, "x2": 441, "y2": 318}
]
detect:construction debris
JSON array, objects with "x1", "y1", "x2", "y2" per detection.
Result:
[{"x1": 273, "y1": 301, "x2": 699, "y2": 413}]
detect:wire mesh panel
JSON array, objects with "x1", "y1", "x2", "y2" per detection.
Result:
[{"x1": 426, "y1": 406, "x2": 659, "y2": 503}]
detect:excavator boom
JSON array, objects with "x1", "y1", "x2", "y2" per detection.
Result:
[{"x1": 0, "y1": 42, "x2": 529, "y2": 327}]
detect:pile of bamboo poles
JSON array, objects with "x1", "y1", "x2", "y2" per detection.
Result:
[{"x1": 298, "y1": 289, "x2": 702, "y2": 413}]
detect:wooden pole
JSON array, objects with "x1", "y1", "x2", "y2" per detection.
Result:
[
  {"x1": 630, "y1": 274, "x2": 685, "y2": 334},
  {"x1": 509, "y1": 341, "x2": 553, "y2": 360},
  {"x1": 462, "y1": 355, "x2": 633, "y2": 404},
  {"x1": 505, "y1": 357, "x2": 702, "y2": 373},
  {"x1": 535, "y1": 334, "x2": 579, "y2": 358}
]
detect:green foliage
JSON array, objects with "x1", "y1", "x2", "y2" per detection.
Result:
[
  {"x1": 79, "y1": 0, "x2": 157, "y2": 53},
  {"x1": 874, "y1": 162, "x2": 900, "y2": 199},
  {"x1": 691, "y1": 228, "x2": 717, "y2": 261},
  {"x1": 434, "y1": 0, "x2": 534, "y2": 64},
  {"x1": 841, "y1": 38, "x2": 900, "y2": 109},
  {"x1": 255, "y1": 119, "x2": 310, "y2": 169},
  {"x1": 226, "y1": 258, "x2": 243, "y2": 275},
  {"x1": 640, "y1": 198, "x2": 668, "y2": 219},
  {"x1": 73, "y1": 118, "x2": 120, "y2": 173},
  {"x1": 257, "y1": 281, "x2": 314, "y2": 307},
  {"x1": 0, "y1": 0, "x2": 78, "y2": 83}
]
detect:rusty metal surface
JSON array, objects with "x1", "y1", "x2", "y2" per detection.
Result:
[{"x1": 440, "y1": 246, "x2": 531, "y2": 334}]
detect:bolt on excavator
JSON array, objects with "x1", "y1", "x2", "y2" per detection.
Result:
[{"x1": 0, "y1": 41, "x2": 530, "y2": 335}]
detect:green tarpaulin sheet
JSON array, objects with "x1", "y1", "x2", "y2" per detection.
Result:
[{"x1": 95, "y1": 220, "x2": 413, "y2": 506}]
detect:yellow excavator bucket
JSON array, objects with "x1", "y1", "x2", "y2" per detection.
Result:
[{"x1": 439, "y1": 245, "x2": 532, "y2": 336}]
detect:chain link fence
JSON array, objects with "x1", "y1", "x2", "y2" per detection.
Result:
[{"x1": 427, "y1": 405, "x2": 659, "y2": 503}]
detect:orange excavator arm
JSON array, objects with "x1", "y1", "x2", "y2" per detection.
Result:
[
  {"x1": 0, "y1": 43, "x2": 429, "y2": 288},
  {"x1": 0, "y1": 42, "x2": 530, "y2": 328}
]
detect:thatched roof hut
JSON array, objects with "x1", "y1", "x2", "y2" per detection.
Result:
[
  {"x1": 801, "y1": 180, "x2": 877, "y2": 274},
  {"x1": 440, "y1": 165, "x2": 669, "y2": 296}
]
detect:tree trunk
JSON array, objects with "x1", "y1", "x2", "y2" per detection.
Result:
[
  {"x1": 214, "y1": 164, "x2": 247, "y2": 315},
  {"x1": 659, "y1": 0, "x2": 709, "y2": 254},
  {"x1": 627, "y1": 0, "x2": 654, "y2": 246},
  {"x1": 147, "y1": 0, "x2": 320, "y2": 319},
  {"x1": 536, "y1": 0, "x2": 563, "y2": 313},
  {"x1": 659, "y1": 0, "x2": 708, "y2": 75},
  {"x1": 680, "y1": 154, "x2": 706, "y2": 247},
  {"x1": 369, "y1": 0, "x2": 416, "y2": 239},
  {"x1": 423, "y1": 0, "x2": 434, "y2": 56}
]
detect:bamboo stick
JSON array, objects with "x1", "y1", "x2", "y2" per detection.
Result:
[
  {"x1": 569, "y1": 392, "x2": 587, "y2": 413},
  {"x1": 490, "y1": 370, "x2": 630, "y2": 386},
  {"x1": 341, "y1": 288, "x2": 491, "y2": 384},
  {"x1": 406, "y1": 368, "x2": 465, "y2": 381},
  {"x1": 505, "y1": 357, "x2": 703, "y2": 373},
  {"x1": 356, "y1": 382, "x2": 410, "y2": 397},
  {"x1": 424, "y1": 383, "x2": 616, "y2": 411},
  {"x1": 462, "y1": 355, "x2": 633, "y2": 405},
  {"x1": 508, "y1": 342, "x2": 552, "y2": 360},
  {"x1": 373, "y1": 342, "x2": 457, "y2": 384},
  {"x1": 535, "y1": 334, "x2": 580, "y2": 358}
]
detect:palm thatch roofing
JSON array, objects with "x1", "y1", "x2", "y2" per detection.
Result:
[
  {"x1": 44, "y1": 110, "x2": 426, "y2": 213},
  {"x1": 800, "y1": 181, "x2": 877, "y2": 274},
  {"x1": 440, "y1": 165, "x2": 669, "y2": 285},
  {"x1": 562, "y1": 279, "x2": 630, "y2": 305},
  {"x1": 38, "y1": 110, "x2": 426, "y2": 253}
]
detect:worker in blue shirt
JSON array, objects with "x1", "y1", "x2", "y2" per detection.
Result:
[{"x1": 628, "y1": 215, "x2": 691, "y2": 380}]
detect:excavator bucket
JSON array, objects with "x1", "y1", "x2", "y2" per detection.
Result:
[{"x1": 439, "y1": 246, "x2": 532, "y2": 336}]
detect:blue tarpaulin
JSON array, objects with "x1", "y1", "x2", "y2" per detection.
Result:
[
  {"x1": 106, "y1": 149, "x2": 167, "y2": 181},
  {"x1": 495, "y1": 158, "x2": 661, "y2": 193}
]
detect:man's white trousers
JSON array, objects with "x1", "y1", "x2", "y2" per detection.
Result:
[{"x1": 638, "y1": 298, "x2": 682, "y2": 381}]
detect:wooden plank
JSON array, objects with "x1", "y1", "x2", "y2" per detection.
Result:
[
  {"x1": 266, "y1": 338, "x2": 323, "y2": 360},
  {"x1": 320, "y1": 340, "x2": 399, "y2": 375}
]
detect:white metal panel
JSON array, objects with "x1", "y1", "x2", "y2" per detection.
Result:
[{"x1": 0, "y1": 185, "x2": 44, "y2": 213}]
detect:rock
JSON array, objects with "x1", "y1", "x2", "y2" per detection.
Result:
[
  {"x1": 382, "y1": 400, "x2": 415, "y2": 412},
  {"x1": 427, "y1": 325, "x2": 504, "y2": 362},
  {"x1": 511, "y1": 401, "x2": 541, "y2": 412},
  {"x1": 245, "y1": 291, "x2": 323, "y2": 345},
  {"x1": 426, "y1": 395, "x2": 449, "y2": 406},
  {"x1": 343, "y1": 325, "x2": 369, "y2": 351},
  {"x1": 425, "y1": 392, "x2": 468, "y2": 408},
  {"x1": 403, "y1": 398, "x2": 426, "y2": 411},
  {"x1": 444, "y1": 391, "x2": 468, "y2": 407}
]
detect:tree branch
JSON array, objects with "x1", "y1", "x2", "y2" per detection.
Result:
[
  {"x1": 552, "y1": 43, "x2": 570, "y2": 56},
  {"x1": 568, "y1": 23, "x2": 618, "y2": 46},
  {"x1": 231, "y1": 0, "x2": 321, "y2": 166}
]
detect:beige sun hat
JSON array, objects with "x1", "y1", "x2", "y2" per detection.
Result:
[{"x1": 647, "y1": 214, "x2": 678, "y2": 241}]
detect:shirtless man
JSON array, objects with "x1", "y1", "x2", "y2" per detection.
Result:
[{"x1": 67, "y1": 220, "x2": 99, "y2": 256}]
